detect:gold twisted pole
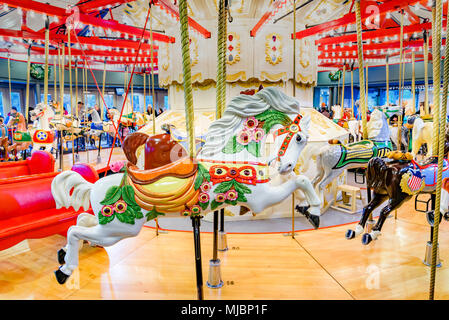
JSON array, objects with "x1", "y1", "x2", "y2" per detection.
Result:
[
  {"x1": 386, "y1": 55, "x2": 389, "y2": 107},
  {"x1": 44, "y1": 17, "x2": 49, "y2": 106},
  {"x1": 179, "y1": 0, "x2": 195, "y2": 158},
  {"x1": 25, "y1": 47, "x2": 31, "y2": 123},
  {"x1": 68, "y1": 26, "x2": 73, "y2": 117},
  {"x1": 412, "y1": 51, "x2": 415, "y2": 113},
  {"x1": 150, "y1": 7, "x2": 156, "y2": 136},
  {"x1": 101, "y1": 59, "x2": 106, "y2": 121},
  {"x1": 432, "y1": 3, "x2": 441, "y2": 157},
  {"x1": 424, "y1": 31, "x2": 430, "y2": 116},
  {"x1": 216, "y1": 0, "x2": 226, "y2": 119},
  {"x1": 397, "y1": 11, "x2": 404, "y2": 150},
  {"x1": 429, "y1": 0, "x2": 444, "y2": 300},
  {"x1": 341, "y1": 64, "x2": 346, "y2": 112},
  {"x1": 355, "y1": 0, "x2": 367, "y2": 139}
]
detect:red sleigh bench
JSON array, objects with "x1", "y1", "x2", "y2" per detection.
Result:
[
  {"x1": 0, "y1": 150, "x2": 55, "y2": 179},
  {"x1": 0, "y1": 163, "x2": 99, "y2": 251}
]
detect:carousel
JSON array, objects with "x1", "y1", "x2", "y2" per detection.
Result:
[{"x1": 1, "y1": 0, "x2": 449, "y2": 302}]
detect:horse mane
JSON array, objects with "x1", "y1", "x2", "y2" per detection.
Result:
[{"x1": 198, "y1": 87, "x2": 301, "y2": 158}]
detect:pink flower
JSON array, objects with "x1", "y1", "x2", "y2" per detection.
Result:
[
  {"x1": 200, "y1": 181, "x2": 212, "y2": 193},
  {"x1": 226, "y1": 190, "x2": 238, "y2": 201},
  {"x1": 253, "y1": 128, "x2": 265, "y2": 142},
  {"x1": 236, "y1": 129, "x2": 252, "y2": 146},
  {"x1": 114, "y1": 200, "x2": 127, "y2": 214},
  {"x1": 199, "y1": 193, "x2": 210, "y2": 203},
  {"x1": 215, "y1": 193, "x2": 226, "y2": 203},
  {"x1": 244, "y1": 117, "x2": 258, "y2": 130},
  {"x1": 101, "y1": 205, "x2": 114, "y2": 217},
  {"x1": 110, "y1": 160, "x2": 126, "y2": 173},
  {"x1": 191, "y1": 205, "x2": 201, "y2": 215}
]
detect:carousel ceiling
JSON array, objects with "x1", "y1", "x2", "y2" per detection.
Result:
[{"x1": 0, "y1": 0, "x2": 352, "y2": 71}]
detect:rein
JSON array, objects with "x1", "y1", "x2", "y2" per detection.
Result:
[{"x1": 273, "y1": 114, "x2": 303, "y2": 160}]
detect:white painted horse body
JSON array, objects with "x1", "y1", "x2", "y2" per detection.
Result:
[
  {"x1": 299, "y1": 108, "x2": 392, "y2": 192},
  {"x1": 51, "y1": 88, "x2": 321, "y2": 284},
  {"x1": 29, "y1": 103, "x2": 57, "y2": 153},
  {"x1": 411, "y1": 117, "x2": 434, "y2": 157}
]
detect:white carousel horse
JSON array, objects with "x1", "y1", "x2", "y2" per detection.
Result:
[
  {"x1": 51, "y1": 87, "x2": 321, "y2": 284},
  {"x1": 331, "y1": 105, "x2": 342, "y2": 120},
  {"x1": 409, "y1": 116, "x2": 434, "y2": 157},
  {"x1": 29, "y1": 103, "x2": 57, "y2": 153},
  {"x1": 347, "y1": 119, "x2": 362, "y2": 142},
  {"x1": 298, "y1": 108, "x2": 392, "y2": 191}
]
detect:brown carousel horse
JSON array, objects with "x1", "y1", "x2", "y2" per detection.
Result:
[
  {"x1": 0, "y1": 137, "x2": 17, "y2": 161},
  {"x1": 346, "y1": 132, "x2": 449, "y2": 245}
]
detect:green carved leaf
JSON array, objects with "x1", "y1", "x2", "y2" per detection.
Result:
[
  {"x1": 225, "y1": 199, "x2": 238, "y2": 206},
  {"x1": 210, "y1": 200, "x2": 221, "y2": 210},
  {"x1": 145, "y1": 207, "x2": 165, "y2": 222},
  {"x1": 116, "y1": 212, "x2": 135, "y2": 225},
  {"x1": 214, "y1": 180, "x2": 234, "y2": 194},
  {"x1": 122, "y1": 185, "x2": 136, "y2": 206},
  {"x1": 98, "y1": 213, "x2": 115, "y2": 225},
  {"x1": 194, "y1": 163, "x2": 211, "y2": 190},
  {"x1": 245, "y1": 141, "x2": 261, "y2": 157},
  {"x1": 199, "y1": 201, "x2": 209, "y2": 211},
  {"x1": 222, "y1": 136, "x2": 245, "y2": 154},
  {"x1": 237, "y1": 193, "x2": 248, "y2": 203},
  {"x1": 233, "y1": 181, "x2": 252, "y2": 194},
  {"x1": 100, "y1": 186, "x2": 122, "y2": 206}
]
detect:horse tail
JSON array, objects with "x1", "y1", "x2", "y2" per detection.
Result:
[
  {"x1": 51, "y1": 171, "x2": 93, "y2": 212},
  {"x1": 367, "y1": 157, "x2": 387, "y2": 190},
  {"x1": 122, "y1": 132, "x2": 149, "y2": 165}
]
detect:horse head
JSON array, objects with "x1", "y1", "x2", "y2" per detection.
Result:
[{"x1": 274, "y1": 114, "x2": 311, "y2": 175}]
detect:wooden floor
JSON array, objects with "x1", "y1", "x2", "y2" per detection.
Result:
[{"x1": 1, "y1": 194, "x2": 449, "y2": 300}]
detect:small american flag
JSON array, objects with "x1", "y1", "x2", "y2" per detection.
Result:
[{"x1": 407, "y1": 170, "x2": 424, "y2": 192}]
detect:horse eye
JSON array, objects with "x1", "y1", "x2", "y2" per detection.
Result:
[{"x1": 296, "y1": 134, "x2": 302, "y2": 142}]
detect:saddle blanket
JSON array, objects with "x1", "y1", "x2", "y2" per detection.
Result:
[{"x1": 333, "y1": 140, "x2": 392, "y2": 169}]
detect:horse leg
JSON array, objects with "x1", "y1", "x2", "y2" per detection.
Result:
[
  {"x1": 57, "y1": 213, "x2": 99, "y2": 264},
  {"x1": 318, "y1": 167, "x2": 342, "y2": 192},
  {"x1": 311, "y1": 153, "x2": 325, "y2": 189},
  {"x1": 346, "y1": 193, "x2": 387, "y2": 240},
  {"x1": 361, "y1": 194, "x2": 409, "y2": 245},
  {"x1": 55, "y1": 224, "x2": 128, "y2": 284},
  {"x1": 295, "y1": 175, "x2": 321, "y2": 216}
]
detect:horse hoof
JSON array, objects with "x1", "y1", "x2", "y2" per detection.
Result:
[
  {"x1": 57, "y1": 249, "x2": 66, "y2": 265},
  {"x1": 445, "y1": 212, "x2": 449, "y2": 222},
  {"x1": 362, "y1": 233, "x2": 372, "y2": 245},
  {"x1": 345, "y1": 229, "x2": 355, "y2": 239},
  {"x1": 307, "y1": 214, "x2": 320, "y2": 229},
  {"x1": 54, "y1": 268, "x2": 70, "y2": 285}
]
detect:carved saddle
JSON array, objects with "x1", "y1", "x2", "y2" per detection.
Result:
[{"x1": 124, "y1": 133, "x2": 199, "y2": 213}]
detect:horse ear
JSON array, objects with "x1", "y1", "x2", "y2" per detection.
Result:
[{"x1": 123, "y1": 132, "x2": 149, "y2": 165}]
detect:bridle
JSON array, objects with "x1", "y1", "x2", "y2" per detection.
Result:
[{"x1": 272, "y1": 114, "x2": 303, "y2": 160}]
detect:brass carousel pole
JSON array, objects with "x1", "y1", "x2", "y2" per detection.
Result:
[
  {"x1": 25, "y1": 46, "x2": 31, "y2": 124},
  {"x1": 412, "y1": 51, "x2": 416, "y2": 115},
  {"x1": 54, "y1": 54, "x2": 58, "y2": 103},
  {"x1": 178, "y1": 0, "x2": 202, "y2": 300},
  {"x1": 149, "y1": 5, "x2": 158, "y2": 235},
  {"x1": 397, "y1": 10, "x2": 404, "y2": 151},
  {"x1": 341, "y1": 63, "x2": 346, "y2": 111},
  {"x1": 68, "y1": 26, "x2": 75, "y2": 165},
  {"x1": 386, "y1": 55, "x2": 389, "y2": 107},
  {"x1": 429, "y1": 0, "x2": 444, "y2": 300},
  {"x1": 424, "y1": 31, "x2": 430, "y2": 116},
  {"x1": 291, "y1": 0, "x2": 297, "y2": 240},
  {"x1": 355, "y1": 0, "x2": 367, "y2": 139},
  {"x1": 351, "y1": 62, "x2": 355, "y2": 119}
]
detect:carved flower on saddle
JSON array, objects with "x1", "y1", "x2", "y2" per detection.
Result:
[
  {"x1": 101, "y1": 205, "x2": 114, "y2": 217},
  {"x1": 215, "y1": 193, "x2": 226, "y2": 203},
  {"x1": 226, "y1": 190, "x2": 238, "y2": 201},
  {"x1": 191, "y1": 205, "x2": 201, "y2": 215},
  {"x1": 236, "y1": 129, "x2": 252, "y2": 146},
  {"x1": 200, "y1": 181, "x2": 212, "y2": 193},
  {"x1": 199, "y1": 193, "x2": 210, "y2": 203},
  {"x1": 114, "y1": 200, "x2": 127, "y2": 214},
  {"x1": 253, "y1": 128, "x2": 265, "y2": 143},
  {"x1": 244, "y1": 117, "x2": 258, "y2": 130}
]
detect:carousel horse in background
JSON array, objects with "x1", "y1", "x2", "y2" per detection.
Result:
[
  {"x1": 29, "y1": 103, "x2": 56, "y2": 154},
  {"x1": 51, "y1": 87, "x2": 321, "y2": 284},
  {"x1": 406, "y1": 115, "x2": 435, "y2": 157},
  {"x1": 298, "y1": 108, "x2": 392, "y2": 191},
  {"x1": 345, "y1": 131, "x2": 449, "y2": 245},
  {"x1": 6, "y1": 110, "x2": 32, "y2": 159},
  {"x1": 331, "y1": 105, "x2": 342, "y2": 122},
  {"x1": 0, "y1": 137, "x2": 17, "y2": 161},
  {"x1": 336, "y1": 108, "x2": 352, "y2": 129}
]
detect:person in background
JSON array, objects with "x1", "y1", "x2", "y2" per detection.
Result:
[{"x1": 320, "y1": 103, "x2": 331, "y2": 119}]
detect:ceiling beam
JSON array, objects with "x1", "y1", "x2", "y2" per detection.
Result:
[
  {"x1": 77, "y1": 0, "x2": 135, "y2": 13},
  {"x1": 153, "y1": 0, "x2": 211, "y2": 38},
  {"x1": 1, "y1": 0, "x2": 175, "y2": 43},
  {"x1": 250, "y1": 0, "x2": 287, "y2": 37}
]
